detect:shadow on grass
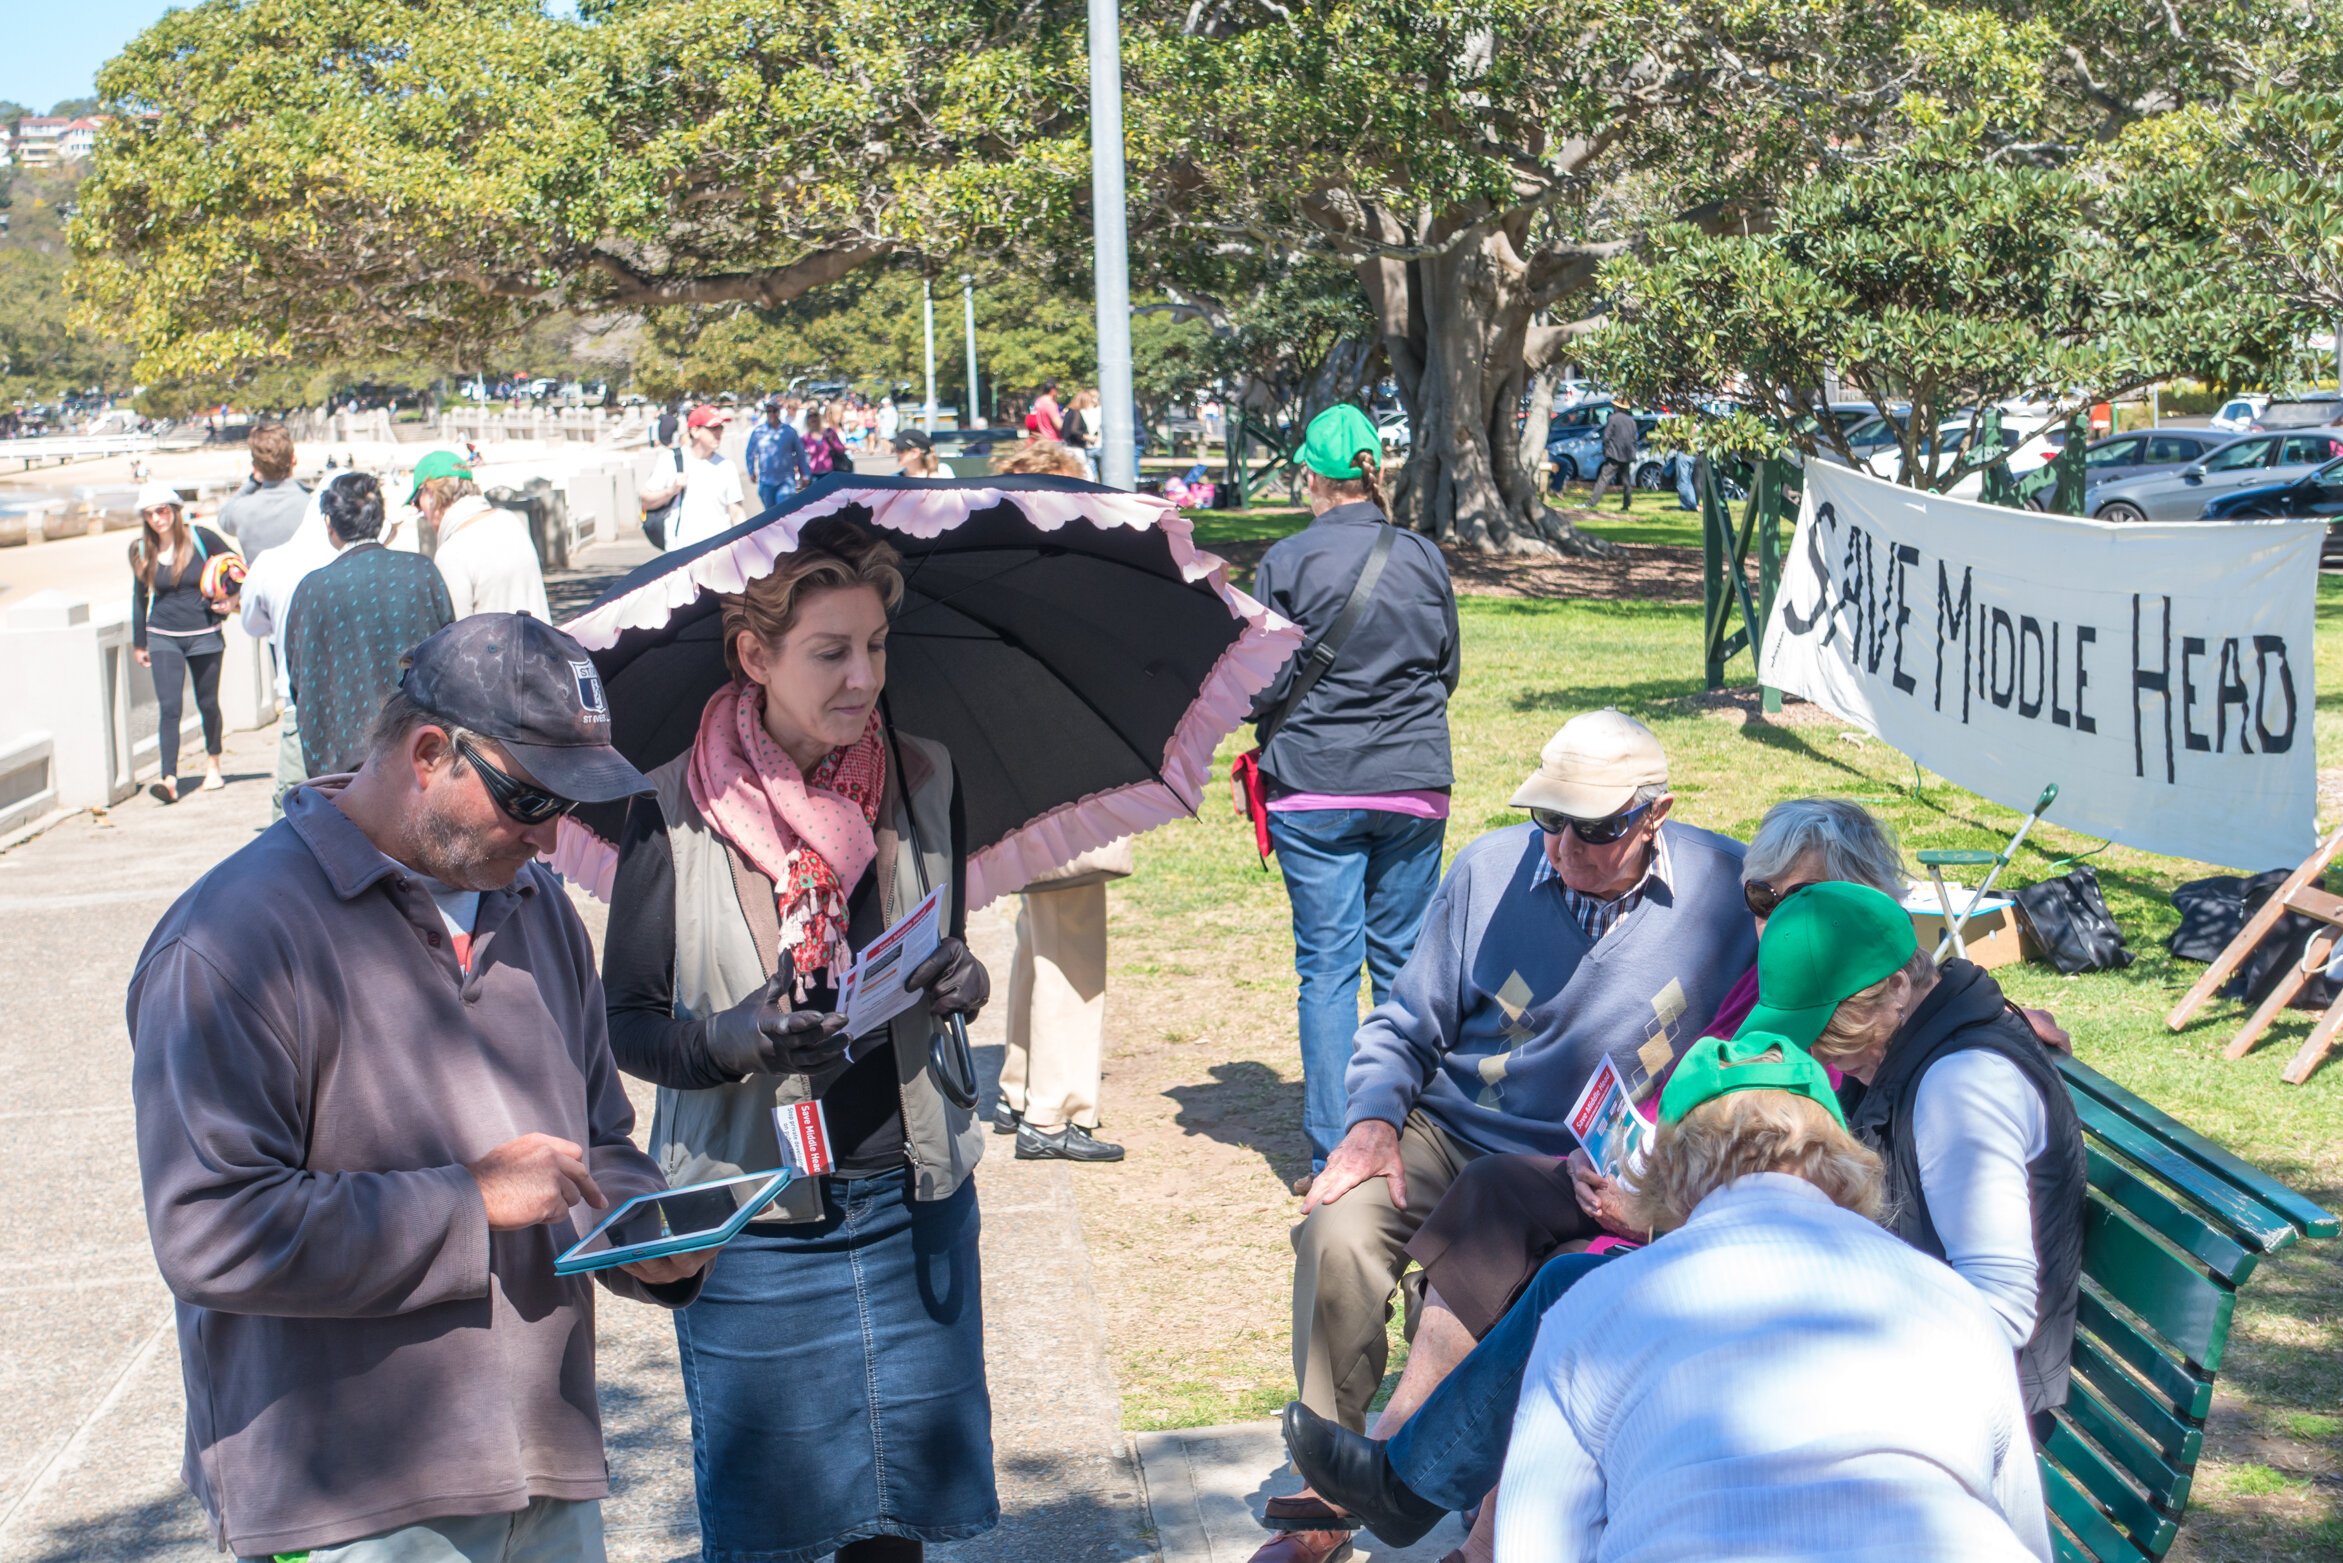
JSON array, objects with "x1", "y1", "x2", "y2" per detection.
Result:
[{"x1": 1163, "y1": 1060, "x2": 1312, "y2": 1188}]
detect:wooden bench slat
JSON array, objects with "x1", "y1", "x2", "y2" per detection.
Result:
[
  {"x1": 2084, "y1": 1146, "x2": 2258, "y2": 1285},
  {"x1": 2058, "y1": 1056, "x2": 2339, "y2": 1240},
  {"x1": 2061, "y1": 1380, "x2": 2193, "y2": 1508},
  {"x1": 2070, "y1": 1336, "x2": 2205, "y2": 1466},
  {"x1": 2082, "y1": 1202, "x2": 2236, "y2": 1370},
  {"x1": 2045, "y1": 1421, "x2": 2180, "y2": 1555},
  {"x1": 2071, "y1": 1095, "x2": 2297, "y2": 1255},
  {"x1": 2077, "y1": 1291, "x2": 2215, "y2": 1422},
  {"x1": 2042, "y1": 1455, "x2": 2152, "y2": 1563}
]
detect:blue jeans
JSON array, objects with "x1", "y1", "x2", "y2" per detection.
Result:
[
  {"x1": 1267, "y1": 808, "x2": 1447, "y2": 1168},
  {"x1": 674, "y1": 1172, "x2": 996, "y2": 1562},
  {"x1": 1386, "y1": 1250, "x2": 1617, "y2": 1509},
  {"x1": 756, "y1": 478, "x2": 797, "y2": 514}
]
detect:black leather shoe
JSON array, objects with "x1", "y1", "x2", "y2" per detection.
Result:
[
  {"x1": 992, "y1": 1101, "x2": 1022, "y2": 1135},
  {"x1": 1015, "y1": 1122, "x2": 1126, "y2": 1162},
  {"x1": 1280, "y1": 1401, "x2": 1447, "y2": 1548}
]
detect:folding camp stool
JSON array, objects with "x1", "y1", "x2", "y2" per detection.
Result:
[
  {"x1": 2166, "y1": 824, "x2": 2343, "y2": 1084},
  {"x1": 1915, "y1": 782, "x2": 2060, "y2": 962}
]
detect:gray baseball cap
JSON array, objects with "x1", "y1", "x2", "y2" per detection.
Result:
[{"x1": 399, "y1": 614, "x2": 650, "y2": 803}]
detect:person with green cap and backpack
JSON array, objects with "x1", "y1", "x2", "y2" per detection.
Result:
[{"x1": 1240, "y1": 402, "x2": 1461, "y2": 1190}]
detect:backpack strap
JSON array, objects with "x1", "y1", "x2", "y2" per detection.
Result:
[{"x1": 1258, "y1": 522, "x2": 1398, "y2": 749}]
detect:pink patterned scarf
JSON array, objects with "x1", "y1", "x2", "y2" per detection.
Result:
[{"x1": 686, "y1": 679, "x2": 886, "y2": 982}]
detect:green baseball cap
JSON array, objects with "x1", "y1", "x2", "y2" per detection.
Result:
[
  {"x1": 1659, "y1": 1030, "x2": 1847, "y2": 1126},
  {"x1": 1300, "y1": 404, "x2": 1382, "y2": 480},
  {"x1": 1736, "y1": 881, "x2": 1917, "y2": 1051},
  {"x1": 406, "y1": 449, "x2": 473, "y2": 505}
]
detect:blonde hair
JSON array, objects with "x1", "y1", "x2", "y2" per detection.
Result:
[
  {"x1": 992, "y1": 438, "x2": 1087, "y2": 478},
  {"x1": 720, "y1": 518, "x2": 905, "y2": 680},
  {"x1": 1622, "y1": 1088, "x2": 1884, "y2": 1234},
  {"x1": 1808, "y1": 948, "x2": 1937, "y2": 1067}
]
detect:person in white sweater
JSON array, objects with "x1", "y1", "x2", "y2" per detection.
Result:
[
  {"x1": 1496, "y1": 1032, "x2": 2052, "y2": 1563},
  {"x1": 409, "y1": 450, "x2": 552, "y2": 620}
]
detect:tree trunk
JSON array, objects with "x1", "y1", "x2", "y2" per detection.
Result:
[{"x1": 1358, "y1": 226, "x2": 1619, "y2": 557}]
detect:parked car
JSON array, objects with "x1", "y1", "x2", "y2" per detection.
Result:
[
  {"x1": 1376, "y1": 408, "x2": 1411, "y2": 451},
  {"x1": 2201, "y1": 454, "x2": 2343, "y2": 565},
  {"x1": 1545, "y1": 402, "x2": 1662, "y2": 487},
  {"x1": 2208, "y1": 394, "x2": 2269, "y2": 434},
  {"x1": 2090, "y1": 430, "x2": 2343, "y2": 521},
  {"x1": 2078, "y1": 429, "x2": 2234, "y2": 508},
  {"x1": 2250, "y1": 394, "x2": 2343, "y2": 432},
  {"x1": 1810, "y1": 407, "x2": 1912, "y2": 466},
  {"x1": 1865, "y1": 412, "x2": 2061, "y2": 497}
]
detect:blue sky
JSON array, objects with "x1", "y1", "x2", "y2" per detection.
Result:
[{"x1": 3, "y1": 0, "x2": 181, "y2": 113}]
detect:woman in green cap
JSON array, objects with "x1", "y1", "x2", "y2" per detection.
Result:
[
  {"x1": 1740, "y1": 880, "x2": 2087, "y2": 1425},
  {"x1": 1243, "y1": 401, "x2": 1460, "y2": 1188}
]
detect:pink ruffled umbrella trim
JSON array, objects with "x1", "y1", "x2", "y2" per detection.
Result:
[{"x1": 556, "y1": 483, "x2": 1303, "y2": 909}]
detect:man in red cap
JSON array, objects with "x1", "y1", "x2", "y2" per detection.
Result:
[{"x1": 637, "y1": 403, "x2": 746, "y2": 549}]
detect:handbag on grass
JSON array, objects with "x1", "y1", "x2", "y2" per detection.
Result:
[
  {"x1": 1230, "y1": 522, "x2": 1398, "y2": 862},
  {"x1": 2010, "y1": 866, "x2": 2134, "y2": 975}
]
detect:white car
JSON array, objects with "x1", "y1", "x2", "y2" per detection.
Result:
[
  {"x1": 2209, "y1": 395, "x2": 2269, "y2": 433},
  {"x1": 1863, "y1": 412, "x2": 2061, "y2": 497}
]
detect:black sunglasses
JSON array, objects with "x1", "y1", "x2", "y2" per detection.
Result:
[
  {"x1": 454, "y1": 736, "x2": 577, "y2": 826},
  {"x1": 1743, "y1": 878, "x2": 1816, "y2": 919},
  {"x1": 1529, "y1": 800, "x2": 1653, "y2": 846}
]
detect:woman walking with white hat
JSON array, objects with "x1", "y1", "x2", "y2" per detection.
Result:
[{"x1": 128, "y1": 481, "x2": 240, "y2": 803}]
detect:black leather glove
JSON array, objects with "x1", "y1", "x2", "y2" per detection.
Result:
[
  {"x1": 703, "y1": 954, "x2": 851, "y2": 1080},
  {"x1": 905, "y1": 936, "x2": 989, "y2": 1019}
]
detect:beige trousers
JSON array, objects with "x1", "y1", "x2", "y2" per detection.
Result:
[
  {"x1": 1002, "y1": 882, "x2": 1108, "y2": 1130},
  {"x1": 1290, "y1": 1112, "x2": 1480, "y2": 1429}
]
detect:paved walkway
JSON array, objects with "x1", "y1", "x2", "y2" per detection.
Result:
[{"x1": 0, "y1": 709, "x2": 1152, "y2": 1561}]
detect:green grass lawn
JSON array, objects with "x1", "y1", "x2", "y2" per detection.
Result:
[{"x1": 1100, "y1": 580, "x2": 2343, "y2": 1558}]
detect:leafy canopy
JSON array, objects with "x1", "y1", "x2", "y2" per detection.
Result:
[{"x1": 71, "y1": 0, "x2": 1090, "y2": 379}]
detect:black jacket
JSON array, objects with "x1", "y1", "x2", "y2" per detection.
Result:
[
  {"x1": 1600, "y1": 408, "x2": 1640, "y2": 462},
  {"x1": 1847, "y1": 960, "x2": 2087, "y2": 1416},
  {"x1": 1247, "y1": 503, "x2": 1460, "y2": 794}
]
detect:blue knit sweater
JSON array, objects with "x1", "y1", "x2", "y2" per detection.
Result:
[{"x1": 1344, "y1": 821, "x2": 1758, "y2": 1158}]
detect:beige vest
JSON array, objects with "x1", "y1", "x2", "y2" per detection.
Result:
[{"x1": 646, "y1": 731, "x2": 984, "y2": 1221}]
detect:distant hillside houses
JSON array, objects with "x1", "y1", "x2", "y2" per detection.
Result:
[{"x1": 9, "y1": 117, "x2": 105, "y2": 167}]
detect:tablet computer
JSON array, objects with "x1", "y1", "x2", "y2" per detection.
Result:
[{"x1": 553, "y1": 1169, "x2": 794, "y2": 1276}]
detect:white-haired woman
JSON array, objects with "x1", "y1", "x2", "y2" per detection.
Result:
[{"x1": 1496, "y1": 1031, "x2": 2052, "y2": 1563}]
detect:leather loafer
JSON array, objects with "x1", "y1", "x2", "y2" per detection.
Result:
[
  {"x1": 1015, "y1": 1122, "x2": 1126, "y2": 1162},
  {"x1": 1280, "y1": 1401, "x2": 1447, "y2": 1548},
  {"x1": 992, "y1": 1101, "x2": 1022, "y2": 1135}
]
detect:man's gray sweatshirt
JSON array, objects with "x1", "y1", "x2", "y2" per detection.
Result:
[
  {"x1": 126, "y1": 783, "x2": 693, "y2": 1557},
  {"x1": 1345, "y1": 821, "x2": 1758, "y2": 1156}
]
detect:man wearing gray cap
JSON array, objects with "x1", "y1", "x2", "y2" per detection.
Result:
[
  {"x1": 128, "y1": 613, "x2": 704, "y2": 1563},
  {"x1": 1256, "y1": 710, "x2": 1757, "y2": 1562}
]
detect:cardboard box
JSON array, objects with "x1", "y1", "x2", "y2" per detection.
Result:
[{"x1": 1911, "y1": 903, "x2": 2027, "y2": 969}]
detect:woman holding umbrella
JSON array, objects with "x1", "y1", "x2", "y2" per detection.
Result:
[{"x1": 602, "y1": 516, "x2": 996, "y2": 1563}]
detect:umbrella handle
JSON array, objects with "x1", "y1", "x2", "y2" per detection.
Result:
[{"x1": 931, "y1": 1015, "x2": 980, "y2": 1110}]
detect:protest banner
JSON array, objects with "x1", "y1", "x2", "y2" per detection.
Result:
[{"x1": 1759, "y1": 462, "x2": 2324, "y2": 871}]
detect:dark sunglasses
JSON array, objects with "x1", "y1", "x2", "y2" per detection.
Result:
[
  {"x1": 454, "y1": 736, "x2": 578, "y2": 826},
  {"x1": 1743, "y1": 878, "x2": 1815, "y2": 919},
  {"x1": 1529, "y1": 800, "x2": 1653, "y2": 846}
]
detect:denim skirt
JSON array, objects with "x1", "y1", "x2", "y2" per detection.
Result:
[{"x1": 673, "y1": 1171, "x2": 996, "y2": 1563}]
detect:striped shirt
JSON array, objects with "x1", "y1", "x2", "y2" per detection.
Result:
[{"x1": 1532, "y1": 828, "x2": 1675, "y2": 942}]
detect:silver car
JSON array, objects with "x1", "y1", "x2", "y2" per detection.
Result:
[
  {"x1": 2079, "y1": 429, "x2": 2234, "y2": 510},
  {"x1": 2090, "y1": 430, "x2": 2343, "y2": 521}
]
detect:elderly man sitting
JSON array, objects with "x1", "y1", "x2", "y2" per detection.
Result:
[{"x1": 1255, "y1": 710, "x2": 1757, "y2": 1563}]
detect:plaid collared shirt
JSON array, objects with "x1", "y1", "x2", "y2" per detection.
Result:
[{"x1": 1533, "y1": 826, "x2": 1675, "y2": 942}]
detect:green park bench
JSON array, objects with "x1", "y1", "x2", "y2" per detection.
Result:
[{"x1": 2042, "y1": 1053, "x2": 2338, "y2": 1562}]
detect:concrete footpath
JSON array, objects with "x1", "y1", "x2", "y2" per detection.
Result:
[{"x1": 0, "y1": 716, "x2": 1153, "y2": 1562}]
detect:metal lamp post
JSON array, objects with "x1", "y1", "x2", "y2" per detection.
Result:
[
  {"x1": 922, "y1": 279, "x2": 939, "y2": 433},
  {"x1": 1089, "y1": 0, "x2": 1137, "y2": 489},
  {"x1": 962, "y1": 275, "x2": 981, "y2": 427}
]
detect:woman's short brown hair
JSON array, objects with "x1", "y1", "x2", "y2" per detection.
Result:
[
  {"x1": 1621, "y1": 1088, "x2": 1885, "y2": 1234},
  {"x1": 720, "y1": 518, "x2": 905, "y2": 680}
]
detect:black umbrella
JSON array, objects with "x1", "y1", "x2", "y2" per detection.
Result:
[{"x1": 556, "y1": 473, "x2": 1303, "y2": 913}]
